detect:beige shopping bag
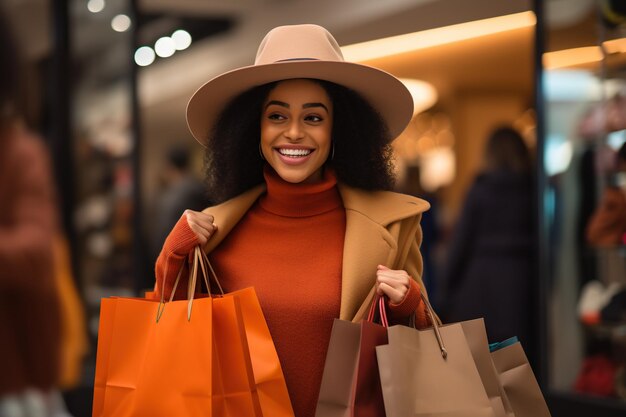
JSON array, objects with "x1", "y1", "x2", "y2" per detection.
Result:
[
  {"x1": 460, "y1": 319, "x2": 515, "y2": 417},
  {"x1": 375, "y1": 293, "x2": 497, "y2": 417},
  {"x1": 491, "y1": 341, "x2": 551, "y2": 417},
  {"x1": 377, "y1": 323, "x2": 497, "y2": 417}
]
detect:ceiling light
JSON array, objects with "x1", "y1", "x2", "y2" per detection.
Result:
[
  {"x1": 541, "y1": 38, "x2": 626, "y2": 69},
  {"x1": 604, "y1": 37, "x2": 626, "y2": 54},
  {"x1": 172, "y1": 30, "x2": 192, "y2": 51},
  {"x1": 341, "y1": 11, "x2": 536, "y2": 62},
  {"x1": 111, "y1": 14, "x2": 131, "y2": 33},
  {"x1": 400, "y1": 78, "x2": 438, "y2": 115},
  {"x1": 155, "y1": 37, "x2": 176, "y2": 58},
  {"x1": 420, "y1": 147, "x2": 456, "y2": 192},
  {"x1": 87, "y1": 0, "x2": 105, "y2": 13},
  {"x1": 135, "y1": 46, "x2": 155, "y2": 66},
  {"x1": 543, "y1": 46, "x2": 603, "y2": 69}
]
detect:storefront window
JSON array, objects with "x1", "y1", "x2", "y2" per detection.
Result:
[
  {"x1": 70, "y1": 0, "x2": 135, "y2": 375},
  {"x1": 541, "y1": 0, "x2": 626, "y2": 408}
]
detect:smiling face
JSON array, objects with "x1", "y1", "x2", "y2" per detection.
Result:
[{"x1": 260, "y1": 79, "x2": 333, "y2": 184}]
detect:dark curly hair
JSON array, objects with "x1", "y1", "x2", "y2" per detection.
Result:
[{"x1": 203, "y1": 79, "x2": 395, "y2": 203}]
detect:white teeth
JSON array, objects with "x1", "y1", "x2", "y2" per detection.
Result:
[{"x1": 278, "y1": 148, "x2": 312, "y2": 157}]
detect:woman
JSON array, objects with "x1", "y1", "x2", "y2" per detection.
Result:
[
  {"x1": 155, "y1": 24, "x2": 433, "y2": 417},
  {"x1": 440, "y1": 126, "x2": 534, "y2": 346},
  {"x1": 0, "y1": 7, "x2": 63, "y2": 415}
]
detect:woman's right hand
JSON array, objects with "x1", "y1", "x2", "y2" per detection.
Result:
[
  {"x1": 162, "y1": 210, "x2": 218, "y2": 257},
  {"x1": 183, "y1": 209, "x2": 217, "y2": 245}
]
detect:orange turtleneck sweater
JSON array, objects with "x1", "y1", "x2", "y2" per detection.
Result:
[
  {"x1": 209, "y1": 168, "x2": 344, "y2": 417},
  {"x1": 154, "y1": 167, "x2": 425, "y2": 417}
]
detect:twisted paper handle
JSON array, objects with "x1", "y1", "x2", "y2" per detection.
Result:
[{"x1": 156, "y1": 246, "x2": 223, "y2": 322}]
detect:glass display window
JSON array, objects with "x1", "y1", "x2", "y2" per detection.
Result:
[{"x1": 541, "y1": 0, "x2": 626, "y2": 413}]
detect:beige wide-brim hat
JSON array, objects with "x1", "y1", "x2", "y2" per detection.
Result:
[{"x1": 186, "y1": 24, "x2": 414, "y2": 146}]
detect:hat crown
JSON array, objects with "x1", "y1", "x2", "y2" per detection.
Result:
[
  {"x1": 187, "y1": 24, "x2": 413, "y2": 146},
  {"x1": 255, "y1": 24, "x2": 344, "y2": 65}
]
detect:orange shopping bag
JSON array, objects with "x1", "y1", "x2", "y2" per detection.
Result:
[
  {"x1": 196, "y1": 248, "x2": 294, "y2": 417},
  {"x1": 93, "y1": 246, "x2": 293, "y2": 417},
  {"x1": 228, "y1": 286, "x2": 295, "y2": 416}
]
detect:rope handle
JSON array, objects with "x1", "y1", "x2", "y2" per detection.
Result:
[
  {"x1": 364, "y1": 291, "x2": 447, "y2": 360},
  {"x1": 198, "y1": 247, "x2": 224, "y2": 296},
  {"x1": 421, "y1": 292, "x2": 447, "y2": 359},
  {"x1": 156, "y1": 246, "x2": 224, "y2": 323},
  {"x1": 366, "y1": 294, "x2": 389, "y2": 327}
]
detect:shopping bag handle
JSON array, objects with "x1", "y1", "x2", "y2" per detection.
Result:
[
  {"x1": 421, "y1": 293, "x2": 448, "y2": 359},
  {"x1": 196, "y1": 246, "x2": 224, "y2": 296},
  {"x1": 367, "y1": 294, "x2": 390, "y2": 327},
  {"x1": 367, "y1": 293, "x2": 447, "y2": 359},
  {"x1": 187, "y1": 246, "x2": 228, "y2": 320},
  {"x1": 186, "y1": 247, "x2": 203, "y2": 320},
  {"x1": 156, "y1": 246, "x2": 220, "y2": 322},
  {"x1": 156, "y1": 259, "x2": 187, "y2": 322}
]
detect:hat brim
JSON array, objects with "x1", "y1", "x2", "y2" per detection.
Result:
[{"x1": 186, "y1": 60, "x2": 414, "y2": 146}]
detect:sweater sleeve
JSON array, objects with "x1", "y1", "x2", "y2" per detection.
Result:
[
  {"x1": 387, "y1": 278, "x2": 430, "y2": 327},
  {"x1": 0, "y1": 134, "x2": 56, "y2": 293},
  {"x1": 154, "y1": 214, "x2": 199, "y2": 300}
]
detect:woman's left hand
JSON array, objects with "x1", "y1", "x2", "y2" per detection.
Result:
[{"x1": 376, "y1": 265, "x2": 411, "y2": 304}]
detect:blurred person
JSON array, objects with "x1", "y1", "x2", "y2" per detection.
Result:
[
  {"x1": 439, "y1": 126, "x2": 534, "y2": 346},
  {"x1": 586, "y1": 142, "x2": 626, "y2": 247},
  {"x1": 0, "y1": 8, "x2": 70, "y2": 417},
  {"x1": 576, "y1": 141, "x2": 598, "y2": 288},
  {"x1": 151, "y1": 145, "x2": 209, "y2": 265},
  {"x1": 154, "y1": 24, "x2": 435, "y2": 417}
]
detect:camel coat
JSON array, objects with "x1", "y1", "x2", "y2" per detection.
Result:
[{"x1": 202, "y1": 182, "x2": 432, "y2": 321}]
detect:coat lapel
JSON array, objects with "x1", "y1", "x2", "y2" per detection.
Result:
[
  {"x1": 337, "y1": 184, "x2": 430, "y2": 320},
  {"x1": 201, "y1": 184, "x2": 266, "y2": 253}
]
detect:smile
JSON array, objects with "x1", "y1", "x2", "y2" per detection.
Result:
[{"x1": 277, "y1": 148, "x2": 313, "y2": 158}]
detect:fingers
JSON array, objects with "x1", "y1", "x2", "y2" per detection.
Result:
[
  {"x1": 377, "y1": 282, "x2": 405, "y2": 304},
  {"x1": 184, "y1": 210, "x2": 217, "y2": 245},
  {"x1": 376, "y1": 265, "x2": 410, "y2": 304},
  {"x1": 185, "y1": 209, "x2": 214, "y2": 226},
  {"x1": 376, "y1": 265, "x2": 410, "y2": 285}
]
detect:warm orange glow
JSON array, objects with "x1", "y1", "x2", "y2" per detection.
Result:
[
  {"x1": 543, "y1": 47, "x2": 603, "y2": 69},
  {"x1": 341, "y1": 11, "x2": 536, "y2": 62},
  {"x1": 605, "y1": 38, "x2": 626, "y2": 54},
  {"x1": 542, "y1": 38, "x2": 626, "y2": 69},
  {"x1": 399, "y1": 78, "x2": 438, "y2": 115}
]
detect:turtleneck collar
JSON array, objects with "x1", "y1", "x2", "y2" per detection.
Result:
[{"x1": 259, "y1": 165, "x2": 343, "y2": 218}]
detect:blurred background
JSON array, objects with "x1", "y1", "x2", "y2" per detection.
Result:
[{"x1": 2, "y1": 0, "x2": 626, "y2": 415}]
